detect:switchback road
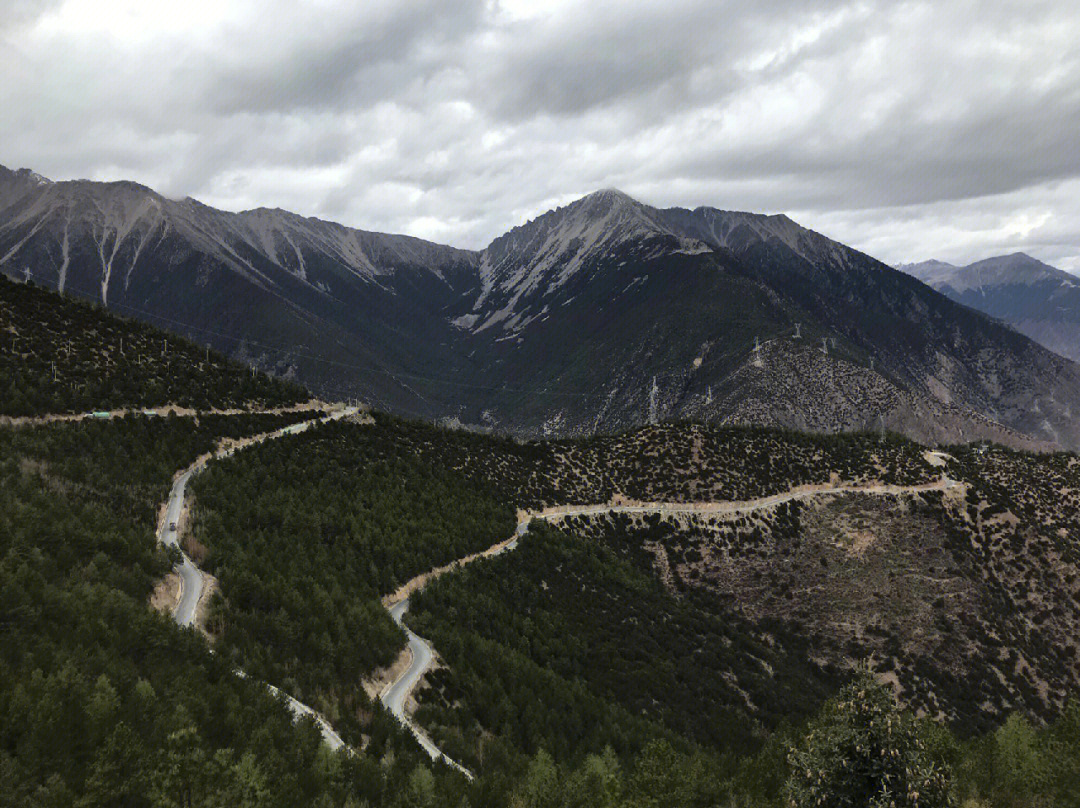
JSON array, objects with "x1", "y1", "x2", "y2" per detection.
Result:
[
  {"x1": 379, "y1": 475, "x2": 959, "y2": 774},
  {"x1": 156, "y1": 405, "x2": 358, "y2": 750}
]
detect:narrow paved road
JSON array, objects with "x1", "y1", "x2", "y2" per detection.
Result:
[
  {"x1": 379, "y1": 526, "x2": 528, "y2": 778},
  {"x1": 159, "y1": 466, "x2": 201, "y2": 626},
  {"x1": 379, "y1": 475, "x2": 958, "y2": 773},
  {"x1": 155, "y1": 405, "x2": 358, "y2": 751},
  {"x1": 382, "y1": 600, "x2": 473, "y2": 778}
]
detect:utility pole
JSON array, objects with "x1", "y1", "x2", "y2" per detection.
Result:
[{"x1": 869, "y1": 356, "x2": 875, "y2": 371}]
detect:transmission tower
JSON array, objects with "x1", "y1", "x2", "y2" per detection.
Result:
[
  {"x1": 821, "y1": 337, "x2": 829, "y2": 355},
  {"x1": 793, "y1": 322, "x2": 802, "y2": 339},
  {"x1": 649, "y1": 376, "x2": 659, "y2": 425}
]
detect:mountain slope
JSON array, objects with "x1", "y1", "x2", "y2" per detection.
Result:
[
  {"x1": 0, "y1": 274, "x2": 309, "y2": 416},
  {"x1": 0, "y1": 165, "x2": 479, "y2": 416},
  {"x1": 4, "y1": 165, "x2": 1080, "y2": 449},
  {"x1": 452, "y1": 191, "x2": 1080, "y2": 448},
  {"x1": 901, "y1": 253, "x2": 1080, "y2": 363}
]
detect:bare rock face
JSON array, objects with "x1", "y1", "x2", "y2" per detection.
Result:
[{"x1": 4, "y1": 163, "x2": 1080, "y2": 449}]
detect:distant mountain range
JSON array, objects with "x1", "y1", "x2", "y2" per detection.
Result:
[
  {"x1": 4, "y1": 163, "x2": 1080, "y2": 450},
  {"x1": 900, "y1": 253, "x2": 1080, "y2": 363}
]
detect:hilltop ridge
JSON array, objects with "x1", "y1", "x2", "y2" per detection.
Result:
[{"x1": 4, "y1": 166, "x2": 1080, "y2": 449}]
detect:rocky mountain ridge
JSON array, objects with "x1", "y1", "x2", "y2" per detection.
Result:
[
  {"x1": 900, "y1": 253, "x2": 1080, "y2": 363},
  {"x1": 4, "y1": 163, "x2": 1080, "y2": 449}
]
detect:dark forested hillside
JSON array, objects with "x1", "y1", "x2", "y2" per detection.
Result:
[
  {"x1": 188, "y1": 419, "x2": 516, "y2": 738},
  {"x1": 0, "y1": 415, "x2": 456, "y2": 808},
  {"x1": 0, "y1": 275, "x2": 308, "y2": 416},
  {"x1": 408, "y1": 522, "x2": 842, "y2": 767},
  {"x1": 6, "y1": 401, "x2": 1080, "y2": 804}
]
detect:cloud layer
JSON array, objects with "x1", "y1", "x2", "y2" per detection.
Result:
[{"x1": 4, "y1": 0, "x2": 1079, "y2": 269}]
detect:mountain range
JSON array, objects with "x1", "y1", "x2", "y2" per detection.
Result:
[
  {"x1": 3, "y1": 164, "x2": 1080, "y2": 450},
  {"x1": 900, "y1": 253, "x2": 1080, "y2": 363}
]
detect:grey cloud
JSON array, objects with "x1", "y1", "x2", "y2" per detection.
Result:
[
  {"x1": 2, "y1": 0, "x2": 1079, "y2": 271},
  {"x1": 199, "y1": 0, "x2": 486, "y2": 114},
  {"x1": 469, "y1": 0, "x2": 848, "y2": 120}
]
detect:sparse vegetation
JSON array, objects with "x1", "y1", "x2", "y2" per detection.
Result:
[
  {"x1": 0, "y1": 275, "x2": 307, "y2": 416},
  {"x1": 367, "y1": 412, "x2": 934, "y2": 510}
]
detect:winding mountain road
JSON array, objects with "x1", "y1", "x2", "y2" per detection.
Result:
[
  {"x1": 155, "y1": 405, "x2": 359, "y2": 750},
  {"x1": 160, "y1": 466, "x2": 202, "y2": 627},
  {"x1": 382, "y1": 600, "x2": 473, "y2": 777},
  {"x1": 156, "y1": 411, "x2": 958, "y2": 774},
  {"x1": 378, "y1": 475, "x2": 960, "y2": 774}
]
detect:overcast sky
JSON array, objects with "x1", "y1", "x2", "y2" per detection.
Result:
[{"x1": 3, "y1": 0, "x2": 1079, "y2": 270}]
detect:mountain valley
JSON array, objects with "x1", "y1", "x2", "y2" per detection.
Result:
[
  {"x1": 5, "y1": 166, "x2": 1080, "y2": 452},
  {"x1": 4, "y1": 272, "x2": 1080, "y2": 806}
]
